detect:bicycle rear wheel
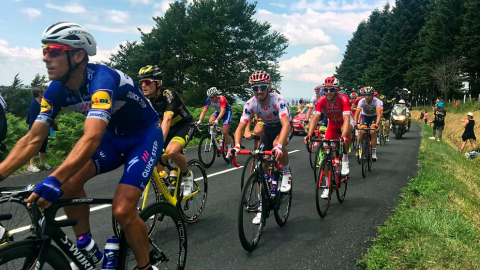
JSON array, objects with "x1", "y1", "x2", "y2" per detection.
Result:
[
  {"x1": 238, "y1": 173, "x2": 266, "y2": 251},
  {"x1": 361, "y1": 140, "x2": 368, "y2": 178},
  {"x1": 382, "y1": 124, "x2": 387, "y2": 145},
  {"x1": 179, "y1": 160, "x2": 208, "y2": 223},
  {"x1": 240, "y1": 155, "x2": 256, "y2": 190},
  {"x1": 274, "y1": 170, "x2": 292, "y2": 226},
  {"x1": 0, "y1": 239, "x2": 70, "y2": 269},
  {"x1": 117, "y1": 202, "x2": 187, "y2": 270},
  {"x1": 198, "y1": 134, "x2": 216, "y2": 168},
  {"x1": 315, "y1": 160, "x2": 331, "y2": 218}
]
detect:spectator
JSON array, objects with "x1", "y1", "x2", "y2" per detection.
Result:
[
  {"x1": 423, "y1": 110, "x2": 429, "y2": 124},
  {"x1": 25, "y1": 87, "x2": 52, "y2": 172},
  {"x1": 0, "y1": 93, "x2": 6, "y2": 152},
  {"x1": 419, "y1": 110, "x2": 424, "y2": 121},
  {"x1": 460, "y1": 112, "x2": 476, "y2": 154},
  {"x1": 429, "y1": 102, "x2": 446, "y2": 141},
  {"x1": 298, "y1": 98, "x2": 305, "y2": 112}
]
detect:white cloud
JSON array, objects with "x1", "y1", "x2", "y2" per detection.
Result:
[
  {"x1": 85, "y1": 23, "x2": 154, "y2": 34},
  {"x1": 291, "y1": 0, "x2": 388, "y2": 11},
  {"x1": 106, "y1": 10, "x2": 129, "y2": 24},
  {"x1": 270, "y1": 3, "x2": 287, "y2": 8},
  {"x1": 45, "y1": 3, "x2": 86, "y2": 14},
  {"x1": 256, "y1": 8, "x2": 370, "y2": 46},
  {"x1": 153, "y1": 0, "x2": 173, "y2": 17},
  {"x1": 279, "y1": 45, "x2": 341, "y2": 82},
  {"x1": 21, "y1": 8, "x2": 42, "y2": 21},
  {"x1": 0, "y1": 39, "x2": 45, "y2": 85}
]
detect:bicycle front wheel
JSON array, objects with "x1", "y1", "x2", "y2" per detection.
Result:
[
  {"x1": 313, "y1": 146, "x2": 324, "y2": 182},
  {"x1": 117, "y1": 202, "x2": 187, "y2": 270},
  {"x1": 198, "y1": 134, "x2": 217, "y2": 168},
  {"x1": 315, "y1": 160, "x2": 331, "y2": 218},
  {"x1": 240, "y1": 154, "x2": 256, "y2": 191},
  {"x1": 0, "y1": 239, "x2": 70, "y2": 270},
  {"x1": 0, "y1": 198, "x2": 33, "y2": 245},
  {"x1": 238, "y1": 173, "x2": 266, "y2": 251},
  {"x1": 368, "y1": 141, "x2": 373, "y2": 171},
  {"x1": 336, "y1": 174, "x2": 348, "y2": 203},
  {"x1": 179, "y1": 160, "x2": 208, "y2": 223}
]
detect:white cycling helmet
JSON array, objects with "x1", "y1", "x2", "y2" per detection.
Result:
[
  {"x1": 207, "y1": 87, "x2": 219, "y2": 97},
  {"x1": 41, "y1": 22, "x2": 97, "y2": 56},
  {"x1": 398, "y1": 99, "x2": 405, "y2": 104}
]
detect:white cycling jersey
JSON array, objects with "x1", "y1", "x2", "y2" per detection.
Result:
[
  {"x1": 309, "y1": 95, "x2": 320, "y2": 109},
  {"x1": 356, "y1": 97, "x2": 383, "y2": 116},
  {"x1": 240, "y1": 92, "x2": 291, "y2": 127}
]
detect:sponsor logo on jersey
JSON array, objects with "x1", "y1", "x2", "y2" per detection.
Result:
[
  {"x1": 244, "y1": 108, "x2": 251, "y2": 115},
  {"x1": 127, "y1": 156, "x2": 139, "y2": 172},
  {"x1": 91, "y1": 91, "x2": 111, "y2": 110},
  {"x1": 97, "y1": 149, "x2": 107, "y2": 160},
  {"x1": 142, "y1": 141, "x2": 158, "y2": 178},
  {"x1": 127, "y1": 91, "x2": 147, "y2": 108},
  {"x1": 280, "y1": 103, "x2": 286, "y2": 110},
  {"x1": 40, "y1": 98, "x2": 52, "y2": 113}
]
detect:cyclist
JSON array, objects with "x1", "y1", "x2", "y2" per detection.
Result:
[
  {"x1": 0, "y1": 22, "x2": 160, "y2": 270},
  {"x1": 379, "y1": 94, "x2": 396, "y2": 142},
  {"x1": 197, "y1": 87, "x2": 232, "y2": 152},
  {"x1": 305, "y1": 85, "x2": 327, "y2": 133},
  {"x1": 230, "y1": 70, "x2": 293, "y2": 224},
  {"x1": 354, "y1": 87, "x2": 383, "y2": 161},
  {"x1": 249, "y1": 89, "x2": 282, "y2": 137},
  {"x1": 304, "y1": 76, "x2": 353, "y2": 189},
  {"x1": 138, "y1": 65, "x2": 195, "y2": 197}
]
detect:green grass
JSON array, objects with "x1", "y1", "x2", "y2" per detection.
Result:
[{"x1": 360, "y1": 122, "x2": 480, "y2": 270}]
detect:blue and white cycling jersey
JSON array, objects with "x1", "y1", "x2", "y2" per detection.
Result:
[{"x1": 36, "y1": 63, "x2": 158, "y2": 135}]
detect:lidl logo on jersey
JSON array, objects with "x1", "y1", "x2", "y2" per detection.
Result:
[
  {"x1": 40, "y1": 98, "x2": 52, "y2": 113},
  {"x1": 91, "y1": 90, "x2": 111, "y2": 110}
]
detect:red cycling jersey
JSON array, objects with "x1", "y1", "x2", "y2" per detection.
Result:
[{"x1": 314, "y1": 94, "x2": 351, "y2": 126}]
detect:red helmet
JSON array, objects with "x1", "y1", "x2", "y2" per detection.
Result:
[
  {"x1": 323, "y1": 77, "x2": 340, "y2": 88},
  {"x1": 374, "y1": 91, "x2": 379, "y2": 97},
  {"x1": 350, "y1": 92, "x2": 357, "y2": 98},
  {"x1": 314, "y1": 85, "x2": 323, "y2": 92},
  {"x1": 249, "y1": 70, "x2": 271, "y2": 85}
]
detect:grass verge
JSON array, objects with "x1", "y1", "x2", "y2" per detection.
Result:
[{"x1": 359, "y1": 122, "x2": 480, "y2": 269}]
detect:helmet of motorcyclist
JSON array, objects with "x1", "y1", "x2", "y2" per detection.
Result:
[{"x1": 398, "y1": 99, "x2": 405, "y2": 104}]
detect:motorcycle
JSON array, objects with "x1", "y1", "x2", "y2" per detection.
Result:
[{"x1": 391, "y1": 105, "x2": 409, "y2": 139}]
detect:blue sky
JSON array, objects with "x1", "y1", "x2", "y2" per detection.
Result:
[{"x1": 0, "y1": 0, "x2": 388, "y2": 100}]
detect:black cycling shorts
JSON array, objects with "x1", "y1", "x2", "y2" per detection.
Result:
[
  {"x1": 164, "y1": 121, "x2": 196, "y2": 149},
  {"x1": 259, "y1": 122, "x2": 294, "y2": 151}
]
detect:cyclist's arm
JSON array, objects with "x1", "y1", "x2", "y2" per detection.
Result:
[
  {"x1": 198, "y1": 106, "x2": 208, "y2": 121},
  {"x1": 306, "y1": 107, "x2": 313, "y2": 120},
  {"x1": 162, "y1": 112, "x2": 173, "y2": 141},
  {"x1": 376, "y1": 109, "x2": 382, "y2": 126},
  {"x1": 354, "y1": 109, "x2": 361, "y2": 126},
  {"x1": 216, "y1": 107, "x2": 226, "y2": 122},
  {"x1": 0, "y1": 122, "x2": 49, "y2": 179},
  {"x1": 341, "y1": 114, "x2": 350, "y2": 137},
  {"x1": 307, "y1": 113, "x2": 320, "y2": 136},
  {"x1": 50, "y1": 118, "x2": 107, "y2": 183}
]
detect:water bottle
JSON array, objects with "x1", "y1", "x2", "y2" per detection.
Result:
[
  {"x1": 265, "y1": 174, "x2": 272, "y2": 192},
  {"x1": 334, "y1": 158, "x2": 340, "y2": 173},
  {"x1": 70, "y1": 235, "x2": 103, "y2": 270},
  {"x1": 270, "y1": 176, "x2": 277, "y2": 198},
  {"x1": 169, "y1": 171, "x2": 178, "y2": 192},
  {"x1": 101, "y1": 236, "x2": 120, "y2": 270},
  {"x1": 160, "y1": 170, "x2": 170, "y2": 186}
]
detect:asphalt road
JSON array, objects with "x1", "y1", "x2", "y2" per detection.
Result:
[{"x1": 1, "y1": 123, "x2": 421, "y2": 270}]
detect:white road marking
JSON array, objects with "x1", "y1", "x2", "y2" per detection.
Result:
[{"x1": 9, "y1": 150, "x2": 300, "y2": 234}]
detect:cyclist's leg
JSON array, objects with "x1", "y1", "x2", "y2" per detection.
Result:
[
  {"x1": 167, "y1": 122, "x2": 195, "y2": 196},
  {"x1": 253, "y1": 121, "x2": 263, "y2": 136},
  {"x1": 384, "y1": 112, "x2": 391, "y2": 134},
  {"x1": 208, "y1": 112, "x2": 217, "y2": 124},
  {"x1": 115, "y1": 121, "x2": 163, "y2": 267},
  {"x1": 222, "y1": 110, "x2": 232, "y2": 147},
  {"x1": 276, "y1": 122, "x2": 293, "y2": 192},
  {"x1": 62, "y1": 130, "x2": 123, "y2": 238}
]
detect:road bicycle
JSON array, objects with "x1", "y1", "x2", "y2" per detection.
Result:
[
  {"x1": 305, "y1": 125, "x2": 326, "y2": 170},
  {"x1": 358, "y1": 127, "x2": 376, "y2": 178},
  {"x1": 0, "y1": 191, "x2": 187, "y2": 270},
  {"x1": 377, "y1": 118, "x2": 388, "y2": 146},
  {"x1": 113, "y1": 152, "x2": 207, "y2": 237},
  {"x1": 232, "y1": 150, "x2": 292, "y2": 251},
  {"x1": 240, "y1": 134, "x2": 261, "y2": 190},
  {"x1": 197, "y1": 123, "x2": 234, "y2": 168},
  {"x1": 311, "y1": 136, "x2": 349, "y2": 218}
]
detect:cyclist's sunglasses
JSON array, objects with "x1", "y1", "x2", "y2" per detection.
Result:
[
  {"x1": 139, "y1": 79, "x2": 160, "y2": 86},
  {"x1": 323, "y1": 87, "x2": 337, "y2": 93},
  {"x1": 251, "y1": 85, "x2": 269, "y2": 92},
  {"x1": 42, "y1": 44, "x2": 77, "y2": 57}
]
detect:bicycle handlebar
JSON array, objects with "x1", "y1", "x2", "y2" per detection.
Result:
[
  {"x1": 231, "y1": 150, "x2": 274, "y2": 168},
  {"x1": 0, "y1": 214, "x2": 12, "y2": 221}
]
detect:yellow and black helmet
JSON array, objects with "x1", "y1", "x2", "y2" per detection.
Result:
[{"x1": 138, "y1": 65, "x2": 163, "y2": 80}]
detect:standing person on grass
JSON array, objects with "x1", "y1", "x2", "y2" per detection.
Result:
[
  {"x1": 423, "y1": 110, "x2": 428, "y2": 124},
  {"x1": 26, "y1": 87, "x2": 52, "y2": 172},
  {"x1": 429, "y1": 102, "x2": 446, "y2": 141},
  {"x1": 460, "y1": 112, "x2": 476, "y2": 154}
]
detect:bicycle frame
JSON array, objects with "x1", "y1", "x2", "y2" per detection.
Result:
[{"x1": 311, "y1": 138, "x2": 347, "y2": 190}]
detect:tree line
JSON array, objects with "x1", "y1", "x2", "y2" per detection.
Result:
[
  {"x1": 108, "y1": 0, "x2": 288, "y2": 106},
  {"x1": 335, "y1": 0, "x2": 480, "y2": 101}
]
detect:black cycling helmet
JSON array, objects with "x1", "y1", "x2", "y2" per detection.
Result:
[{"x1": 138, "y1": 65, "x2": 163, "y2": 80}]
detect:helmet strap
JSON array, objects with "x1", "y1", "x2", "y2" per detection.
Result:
[{"x1": 60, "y1": 51, "x2": 84, "y2": 85}]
